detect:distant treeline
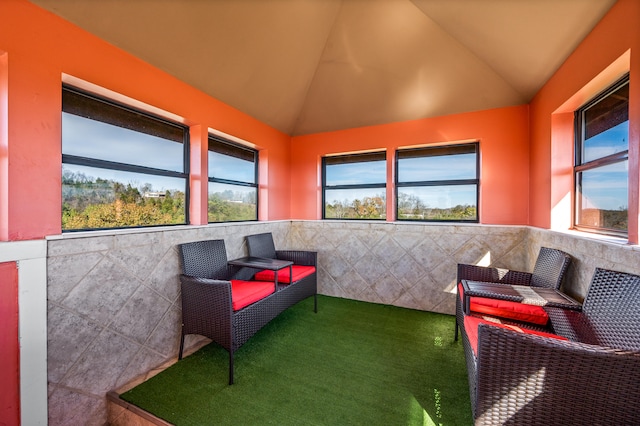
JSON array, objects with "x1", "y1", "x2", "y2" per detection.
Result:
[
  {"x1": 62, "y1": 170, "x2": 255, "y2": 229},
  {"x1": 325, "y1": 193, "x2": 476, "y2": 220}
]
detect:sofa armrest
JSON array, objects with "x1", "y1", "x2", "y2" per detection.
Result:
[
  {"x1": 457, "y1": 263, "x2": 532, "y2": 286},
  {"x1": 474, "y1": 324, "x2": 640, "y2": 425},
  {"x1": 276, "y1": 250, "x2": 317, "y2": 267},
  {"x1": 179, "y1": 274, "x2": 233, "y2": 347},
  {"x1": 544, "y1": 306, "x2": 600, "y2": 345}
]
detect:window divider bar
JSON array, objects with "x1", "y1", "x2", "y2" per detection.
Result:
[
  {"x1": 325, "y1": 183, "x2": 387, "y2": 190},
  {"x1": 62, "y1": 154, "x2": 187, "y2": 179},
  {"x1": 397, "y1": 179, "x2": 478, "y2": 187},
  {"x1": 209, "y1": 177, "x2": 258, "y2": 188},
  {"x1": 575, "y1": 150, "x2": 628, "y2": 171}
]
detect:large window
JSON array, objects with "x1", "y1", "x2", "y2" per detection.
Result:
[
  {"x1": 322, "y1": 152, "x2": 386, "y2": 220},
  {"x1": 396, "y1": 143, "x2": 479, "y2": 222},
  {"x1": 208, "y1": 136, "x2": 258, "y2": 222},
  {"x1": 574, "y1": 75, "x2": 629, "y2": 236},
  {"x1": 62, "y1": 86, "x2": 189, "y2": 231}
]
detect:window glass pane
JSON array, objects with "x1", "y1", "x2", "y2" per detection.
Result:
[
  {"x1": 398, "y1": 153, "x2": 476, "y2": 182},
  {"x1": 396, "y1": 142, "x2": 478, "y2": 222},
  {"x1": 576, "y1": 161, "x2": 628, "y2": 232},
  {"x1": 62, "y1": 164, "x2": 186, "y2": 230},
  {"x1": 62, "y1": 87, "x2": 188, "y2": 231},
  {"x1": 62, "y1": 112, "x2": 184, "y2": 172},
  {"x1": 583, "y1": 82, "x2": 628, "y2": 143},
  {"x1": 397, "y1": 185, "x2": 477, "y2": 221},
  {"x1": 325, "y1": 160, "x2": 386, "y2": 186},
  {"x1": 208, "y1": 150, "x2": 255, "y2": 183},
  {"x1": 324, "y1": 188, "x2": 386, "y2": 219},
  {"x1": 208, "y1": 182, "x2": 257, "y2": 222},
  {"x1": 582, "y1": 121, "x2": 628, "y2": 164},
  {"x1": 574, "y1": 75, "x2": 629, "y2": 236}
]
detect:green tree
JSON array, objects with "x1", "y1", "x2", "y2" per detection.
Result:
[{"x1": 62, "y1": 174, "x2": 186, "y2": 230}]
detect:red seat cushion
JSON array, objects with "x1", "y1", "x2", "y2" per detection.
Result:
[
  {"x1": 458, "y1": 283, "x2": 549, "y2": 325},
  {"x1": 230, "y1": 280, "x2": 275, "y2": 311},
  {"x1": 254, "y1": 265, "x2": 316, "y2": 283},
  {"x1": 464, "y1": 315, "x2": 568, "y2": 356}
]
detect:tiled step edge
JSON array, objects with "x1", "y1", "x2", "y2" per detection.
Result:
[{"x1": 107, "y1": 391, "x2": 174, "y2": 426}]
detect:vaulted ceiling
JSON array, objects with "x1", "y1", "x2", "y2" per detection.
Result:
[{"x1": 31, "y1": 0, "x2": 616, "y2": 136}]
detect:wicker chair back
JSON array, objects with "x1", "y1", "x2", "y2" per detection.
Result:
[
  {"x1": 529, "y1": 246, "x2": 572, "y2": 289},
  {"x1": 246, "y1": 232, "x2": 277, "y2": 259},
  {"x1": 178, "y1": 239, "x2": 231, "y2": 279},
  {"x1": 582, "y1": 267, "x2": 640, "y2": 351}
]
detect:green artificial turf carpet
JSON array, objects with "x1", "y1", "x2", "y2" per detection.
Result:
[{"x1": 120, "y1": 295, "x2": 472, "y2": 425}]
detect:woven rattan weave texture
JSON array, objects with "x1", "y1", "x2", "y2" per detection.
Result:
[
  {"x1": 454, "y1": 247, "x2": 572, "y2": 340},
  {"x1": 178, "y1": 238, "x2": 317, "y2": 384},
  {"x1": 462, "y1": 267, "x2": 640, "y2": 425}
]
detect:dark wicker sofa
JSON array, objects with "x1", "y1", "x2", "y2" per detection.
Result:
[
  {"x1": 177, "y1": 239, "x2": 317, "y2": 384},
  {"x1": 460, "y1": 267, "x2": 640, "y2": 425}
]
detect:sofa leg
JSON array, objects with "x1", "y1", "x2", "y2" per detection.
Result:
[
  {"x1": 454, "y1": 321, "x2": 459, "y2": 341},
  {"x1": 178, "y1": 333, "x2": 185, "y2": 360},
  {"x1": 229, "y1": 352, "x2": 234, "y2": 385},
  {"x1": 314, "y1": 294, "x2": 318, "y2": 313}
]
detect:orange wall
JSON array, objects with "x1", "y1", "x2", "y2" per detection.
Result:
[
  {"x1": 529, "y1": 0, "x2": 640, "y2": 239},
  {"x1": 0, "y1": 261, "x2": 19, "y2": 425},
  {"x1": 3, "y1": 0, "x2": 636, "y2": 237},
  {"x1": 291, "y1": 105, "x2": 530, "y2": 224},
  {"x1": 0, "y1": 0, "x2": 291, "y2": 240}
]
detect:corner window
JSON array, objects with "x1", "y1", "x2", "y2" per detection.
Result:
[
  {"x1": 322, "y1": 152, "x2": 386, "y2": 220},
  {"x1": 62, "y1": 86, "x2": 189, "y2": 231},
  {"x1": 396, "y1": 143, "x2": 479, "y2": 222},
  {"x1": 574, "y1": 75, "x2": 629, "y2": 236},
  {"x1": 208, "y1": 136, "x2": 258, "y2": 222}
]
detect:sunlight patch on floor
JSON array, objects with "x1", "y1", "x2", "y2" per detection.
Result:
[
  {"x1": 414, "y1": 388, "x2": 444, "y2": 426},
  {"x1": 409, "y1": 396, "x2": 439, "y2": 426}
]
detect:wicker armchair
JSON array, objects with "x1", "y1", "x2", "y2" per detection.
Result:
[
  {"x1": 178, "y1": 239, "x2": 316, "y2": 384},
  {"x1": 455, "y1": 247, "x2": 572, "y2": 340},
  {"x1": 245, "y1": 232, "x2": 318, "y2": 311},
  {"x1": 462, "y1": 267, "x2": 640, "y2": 425}
]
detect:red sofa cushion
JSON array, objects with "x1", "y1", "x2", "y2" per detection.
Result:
[
  {"x1": 470, "y1": 297, "x2": 549, "y2": 325},
  {"x1": 230, "y1": 280, "x2": 275, "y2": 311},
  {"x1": 458, "y1": 283, "x2": 549, "y2": 325},
  {"x1": 254, "y1": 265, "x2": 316, "y2": 283},
  {"x1": 464, "y1": 315, "x2": 568, "y2": 356}
]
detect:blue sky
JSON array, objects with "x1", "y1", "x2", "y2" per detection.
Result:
[
  {"x1": 63, "y1": 113, "x2": 185, "y2": 193},
  {"x1": 325, "y1": 160, "x2": 386, "y2": 185},
  {"x1": 398, "y1": 153, "x2": 475, "y2": 182},
  {"x1": 63, "y1": 113, "x2": 183, "y2": 172},
  {"x1": 579, "y1": 161, "x2": 628, "y2": 211},
  {"x1": 583, "y1": 121, "x2": 628, "y2": 163},
  {"x1": 580, "y1": 120, "x2": 629, "y2": 210},
  {"x1": 208, "y1": 152, "x2": 255, "y2": 183},
  {"x1": 63, "y1": 113, "x2": 254, "y2": 193}
]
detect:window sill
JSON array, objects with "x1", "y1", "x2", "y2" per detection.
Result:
[
  {"x1": 554, "y1": 228, "x2": 631, "y2": 246},
  {"x1": 46, "y1": 221, "x2": 277, "y2": 241}
]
